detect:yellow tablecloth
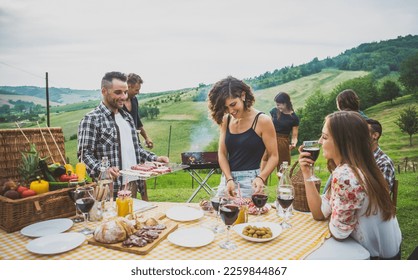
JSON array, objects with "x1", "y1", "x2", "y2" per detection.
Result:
[{"x1": 0, "y1": 202, "x2": 329, "y2": 260}]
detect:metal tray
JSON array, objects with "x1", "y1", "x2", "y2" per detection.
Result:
[{"x1": 119, "y1": 163, "x2": 189, "y2": 180}]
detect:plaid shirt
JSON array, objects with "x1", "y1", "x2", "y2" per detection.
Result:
[
  {"x1": 77, "y1": 102, "x2": 157, "y2": 193},
  {"x1": 374, "y1": 146, "x2": 395, "y2": 191}
]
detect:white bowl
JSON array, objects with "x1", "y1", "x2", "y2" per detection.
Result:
[{"x1": 233, "y1": 222, "x2": 282, "y2": 243}]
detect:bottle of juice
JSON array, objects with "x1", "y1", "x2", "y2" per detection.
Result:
[
  {"x1": 233, "y1": 197, "x2": 248, "y2": 225},
  {"x1": 116, "y1": 189, "x2": 133, "y2": 217}
]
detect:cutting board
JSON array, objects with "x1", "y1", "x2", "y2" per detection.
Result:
[{"x1": 87, "y1": 214, "x2": 178, "y2": 255}]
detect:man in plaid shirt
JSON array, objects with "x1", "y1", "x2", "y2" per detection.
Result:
[
  {"x1": 77, "y1": 71, "x2": 169, "y2": 199},
  {"x1": 367, "y1": 119, "x2": 395, "y2": 191}
]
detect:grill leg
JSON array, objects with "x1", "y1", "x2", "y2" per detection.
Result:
[{"x1": 186, "y1": 168, "x2": 216, "y2": 203}]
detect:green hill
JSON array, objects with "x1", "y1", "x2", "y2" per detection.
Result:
[{"x1": 364, "y1": 95, "x2": 418, "y2": 164}]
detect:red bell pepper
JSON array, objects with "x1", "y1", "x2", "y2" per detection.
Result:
[{"x1": 59, "y1": 171, "x2": 79, "y2": 182}]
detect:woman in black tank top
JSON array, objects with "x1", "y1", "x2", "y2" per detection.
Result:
[{"x1": 208, "y1": 76, "x2": 278, "y2": 198}]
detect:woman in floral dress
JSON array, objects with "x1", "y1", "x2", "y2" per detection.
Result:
[{"x1": 298, "y1": 111, "x2": 401, "y2": 259}]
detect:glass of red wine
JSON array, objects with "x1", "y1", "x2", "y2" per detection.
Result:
[
  {"x1": 277, "y1": 184, "x2": 294, "y2": 229},
  {"x1": 75, "y1": 186, "x2": 95, "y2": 235},
  {"x1": 251, "y1": 185, "x2": 268, "y2": 222},
  {"x1": 209, "y1": 188, "x2": 225, "y2": 234},
  {"x1": 68, "y1": 187, "x2": 83, "y2": 223},
  {"x1": 219, "y1": 200, "x2": 240, "y2": 250},
  {"x1": 303, "y1": 140, "x2": 321, "y2": 182}
]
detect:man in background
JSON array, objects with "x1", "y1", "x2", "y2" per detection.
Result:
[
  {"x1": 366, "y1": 118, "x2": 396, "y2": 191},
  {"x1": 124, "y1": 73, "x2": 154, "y2": 149},
  {"x1": 123, "y1": 73, "x2": 154, "y2": 201}
]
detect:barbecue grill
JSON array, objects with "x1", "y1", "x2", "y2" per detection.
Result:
[{"x1": 181, "y1": 152, "x2": 219, "y2": 202}]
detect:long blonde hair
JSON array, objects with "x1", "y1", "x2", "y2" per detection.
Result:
[{"x1": 326, "y1": 111, "x2": 395, "y2": 220}]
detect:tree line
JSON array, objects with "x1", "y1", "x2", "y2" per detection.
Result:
[
  {"x1": 297, "y1": 51, "x2": 418, "y2": 146},
  {"x1": 246, "y1": 35, "x2": 418, "y2": 91}
]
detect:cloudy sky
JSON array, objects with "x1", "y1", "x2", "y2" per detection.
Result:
[{"x1": 0, "y1": 0, "x2": 417, "y2": 93}]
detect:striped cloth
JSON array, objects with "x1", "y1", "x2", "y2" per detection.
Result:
[{"x1": 0, "y1": 202, "x2": 329, "y2": 260}]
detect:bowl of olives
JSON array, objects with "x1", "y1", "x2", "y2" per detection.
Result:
[{"x1": 233, "y1": 222, "x2": 282, "y2": 243}]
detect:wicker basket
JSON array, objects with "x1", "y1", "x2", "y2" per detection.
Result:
[
  {"x1": 0, "y1": 127, "x2": 66, "y2": 181},
  {"x1": 0, "y1": 187, "x2": 75, "y2": 233},
  {"x1": 0, "y1": 127, "x2": 75, "y2": 232},
  {"x1": 289, "y1": 161, "x2": 321, "y2": 212}
]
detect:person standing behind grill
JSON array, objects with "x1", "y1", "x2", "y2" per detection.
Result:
[
  {"x1": 269, "y1": 92, "x2": 299, "y2": 170},
  {"x1": 123, "y1": 73, "x2": 154, "y2": 201},
  {"x1": 78, "y1": 71, "x2": 168, "y2": 200},
  {"x1": 208, "y1": 76, "x2": 278, "y2": 198}
]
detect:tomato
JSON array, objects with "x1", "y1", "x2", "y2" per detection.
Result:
[
  {"x1": 17, "y1": 186, "x2": 29, "y2": 194},
  {"x1": 21, "y1": 189, "x2": 37, "y2": 198},
  {"x1": 59, "y1": 171, "x2": 79, "y2": 182}
]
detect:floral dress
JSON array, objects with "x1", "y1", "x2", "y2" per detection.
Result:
[{"x1": 320, "y1": 164, "x2": 402, "y2": 258}]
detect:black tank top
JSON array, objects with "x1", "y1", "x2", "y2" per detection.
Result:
[{"x1": 225, "y1": 112, "x2": 266, "y2": 171}]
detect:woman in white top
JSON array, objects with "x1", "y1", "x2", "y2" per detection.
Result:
[{"x1": 298, "y1": 111, "x2": 402, "y2": 259}]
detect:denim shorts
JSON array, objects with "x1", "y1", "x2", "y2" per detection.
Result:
[{"x1": 216, "y1": 169, "x2": 260, "y2": 198}]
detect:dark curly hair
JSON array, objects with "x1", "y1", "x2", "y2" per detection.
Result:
[{"x1": 207, "y1": 76, "x2": 255, "y2": 124}]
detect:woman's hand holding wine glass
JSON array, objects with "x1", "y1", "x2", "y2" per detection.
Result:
[{"x1": 302, "y1": 140, "x2": 321, "y2": 182}]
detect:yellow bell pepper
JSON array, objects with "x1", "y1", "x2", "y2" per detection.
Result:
[
  {"x1": 30, "y1": 176, "x2": 49, "y2": 194},
  {"x1": 64, "y1": 163, "x2": 74, "y2": 174},
  {"x1": 75, "y1": 162, "x2": 86, "y2": 182}
]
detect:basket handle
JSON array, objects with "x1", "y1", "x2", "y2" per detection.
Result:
[
  {"x1": 289, "y1": 161, "x2": 299, "y2": 177},
  {"x1": 33, "y1": 200, "x2": 42, "y2": 214}
]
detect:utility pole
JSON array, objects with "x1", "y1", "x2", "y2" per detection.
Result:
[{"x1": 45, "y1": 72, "x2": 50, "y2": 127}]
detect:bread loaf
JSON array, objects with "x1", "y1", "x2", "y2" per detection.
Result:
[{"x1": 93, "y1": 217, "x2": 136, "y2": 244}]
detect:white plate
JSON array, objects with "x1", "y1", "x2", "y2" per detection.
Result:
[
  {"x1": 167, "y1": 227, "x2": 215, "y2": 248},
  {"x1": 166, "y1": 206, "x2": 204, "y2": 222},
  {"x1": 20, "y1": 218, "x2": 73, "y2": 238},
  {"x1": 233, "y1": 222, "x2": 282, "y2": 243},
  {"x1": 26, "y1": 232, "x2": 85, "y2": 255}
]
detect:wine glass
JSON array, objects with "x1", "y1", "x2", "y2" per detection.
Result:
[
  {"x1": 277, "y1": 184, "x2": 294, "y2": 229},
  {"x1": 68, "y1": 186, "x2": 83, "y2": 223},
  {"x1": 219, "y1": 199, "x2": 240, "y2": 250},
  {"x1": 75, "y1": 186, "x2": 95, "y2": 235},
  {"x1": 302, "y1": 140, "x2": 321, "y2": 182},
  {"x1": 251, "y1": 185, "x2": 268, "y2": 222},
  {"x1": 209, "y1": 188, "x2": 225, "y2": 233}
]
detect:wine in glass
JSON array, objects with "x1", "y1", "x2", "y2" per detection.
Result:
[
  {"x1": 219, "y1": 200, "x2": 240, "y2": 250},
  {"x1": 68, "y1": 187, "x2": 83, "y2": 223},
  {"x1": 75, "y1": 186, "x2": 95, "y2": 235},
  {"x1": 251, "y1": 186, "x2": 268, "y2": 221},
  {"x1": 209, "y1": 188, "x2": 225, "y2": 233},
  {"x1": 303, "y1": 140, "x2": 321, "y2": 182},
  {"x1": 277, "y1": 184, "x2": 294, "y2": 229}
]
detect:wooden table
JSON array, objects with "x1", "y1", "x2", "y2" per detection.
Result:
[{"x1": 0, "y1": 202, "x2": 369, "y2": 260}]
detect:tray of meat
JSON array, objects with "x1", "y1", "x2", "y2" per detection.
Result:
[{"x1": 119, "y1": 162, "x2": 189, "y2": 180}]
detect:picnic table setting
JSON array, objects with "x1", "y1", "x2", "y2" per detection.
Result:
[{"x1": 0, "y1": 128, "x2": 370, "y2": 260}]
